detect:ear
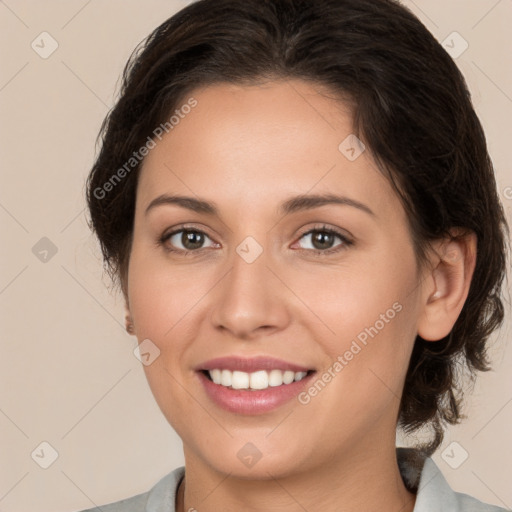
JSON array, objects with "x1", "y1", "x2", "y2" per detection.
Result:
[
  {"x1": 124, "y1": 298, "x2": 135, "y2": 336},
  {"x1": 120, "y1": 273, "x2": 135, "y2": 335},
  {"x1": 417, "y1": 228, "x2": 477, "y2": 342}
]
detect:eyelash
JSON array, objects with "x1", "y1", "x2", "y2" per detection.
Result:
[{"x1": 157, "y1": 224, "x2": 353, "y2": 256}]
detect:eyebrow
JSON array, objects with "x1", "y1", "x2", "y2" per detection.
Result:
[{"x1": 144, "y1": 193, "x2": 375, "y2": 218}]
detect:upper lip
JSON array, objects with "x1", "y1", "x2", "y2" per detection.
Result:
[{"x1": 196, "y1": 356, "x2": 313, "y2": 373}]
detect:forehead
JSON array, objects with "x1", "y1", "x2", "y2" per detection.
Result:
[{"x1": 136, "y1": 79, "x2": 396, "y2": 217}]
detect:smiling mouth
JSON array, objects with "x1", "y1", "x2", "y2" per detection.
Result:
[{"x1": 200, "y1": 368, "x2": 316, "y2": 391}]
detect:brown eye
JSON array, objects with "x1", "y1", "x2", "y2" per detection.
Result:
[
  {"x1": 296, "y1": 226, "x2": 353, "y2": 254},
  {"x1": 310, "y1": 231, "x2": 337, "y2": 250},
  {"x1": 179, "y1": 230, "x2": 205, "y2": 250},
  {"x1": 160, "y1": 229, "x2": 216, "y2": 252}
]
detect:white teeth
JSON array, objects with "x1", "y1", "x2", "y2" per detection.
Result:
[
  {"x1": 268, "y1": 369, "x2": 283, "y2": 387},
  {"x1": 294, "y1": 371, "x2": 307, "y2": 381},
  {"x1": 210, "y1": 369, "x2": 222, "y2": 385},
  {"x1": 207, "y1": 369, "x2": 309, "y2": 390},
  {"x1": 220, "y1": 369, "x2": 232, "y2": 387},
  {"x1": 282, "y1": 370, "x2": 295, "y2": 384},
  {"x1": 231, "y1": 370, "x2": 249, "y2": 389},
  {"x1": 250, "y1": 370, "x2": 268, "y2": 390}
]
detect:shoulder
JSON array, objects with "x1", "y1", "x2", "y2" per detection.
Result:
[
  {"x1": 73, "y1": 466, "x2": 185, "y2": 512},
  {"x1": 76, "y1": 491, "x2": 148, "y2": 512},
  {"x1": 397, "y1": 448, "x2": 509, "y2": 512}
]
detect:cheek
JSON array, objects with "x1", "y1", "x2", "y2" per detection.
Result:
[
  {"x1": 127, "y1": 246, "x2": 212, "y2": 340},
  {"x1": 300, "y1": 300, "x2": 417, "y2": 448},
  {"x1": 127, "y1": 252, "x2": 203, "y2": 430},
  {"x1": 299, "y1": 255, "x2": 416, "y2": 348},
  {"x1": 305, "y1": 247, "x2": 419, "y2": 397}
]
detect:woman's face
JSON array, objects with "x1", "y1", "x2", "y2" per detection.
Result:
[{"x1": 126, "y1": 79, "x2": 428, "y2": 478}]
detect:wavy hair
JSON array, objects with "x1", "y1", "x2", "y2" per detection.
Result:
[{"x1": 85, "y1": 0, "x2": 510, "y2": 454}]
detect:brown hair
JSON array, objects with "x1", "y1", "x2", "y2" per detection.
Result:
[{"x1": 85, "y1": 0, "x2": 510, "y2": 454}]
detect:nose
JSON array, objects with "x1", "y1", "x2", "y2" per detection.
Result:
[{"x1": 209, "y1": 241, "x2": 290, "y2": 340}]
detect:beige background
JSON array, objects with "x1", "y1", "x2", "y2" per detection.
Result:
[{"x1": 0, "y1": 1, "x2": 511, "y2": 511}]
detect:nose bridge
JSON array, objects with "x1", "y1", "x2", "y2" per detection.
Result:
[
  {"x1": 232, "y1": 234, "x2": 271, "y2": 291},
  {"x1": 209, "y1": 233, "x2": 288, "y2": 337}
]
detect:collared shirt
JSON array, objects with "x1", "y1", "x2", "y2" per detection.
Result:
[{"x1": 77, "y1": 448, "x2": 509, "y2": 511}]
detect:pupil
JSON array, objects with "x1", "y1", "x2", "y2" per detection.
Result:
[
  {"x1": 183, "y1": 231, "x2": 203, "y2": 249},
  {"x1": 313, "y1": 231, "x2": 333, "y2": 250}
]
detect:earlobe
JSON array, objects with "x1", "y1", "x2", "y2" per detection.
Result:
[
  {"x1": 124, "y1": 302, "x2": 135, "y2": 335},
  {"x1": 417, "y1": 229, "x2": 477, "y2": 342}
]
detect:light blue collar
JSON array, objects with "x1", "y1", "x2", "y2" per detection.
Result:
[{"x1": 140, "y1": 448, "x2": 507, "y2": 511}]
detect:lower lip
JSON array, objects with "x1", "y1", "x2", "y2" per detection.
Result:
[{"x1": 197, "y1": 371, "x2": 315, "y2": 414}]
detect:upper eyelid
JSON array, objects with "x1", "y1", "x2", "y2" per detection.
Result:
[
  {"x1": 299, "y1": 226, "x2": 349, "y2": 238},
  {"x1": 294, "y1": 224, "x2": 353, "y2": 245},
  {"x1": 163, "y1": 224, "x2": 216, "y2": 241},
  {"x1": 163, "y1": 226, "x2": 217, "y2": 246},
  {"x1": 294, "y1": 227, "x2": 352, "y2": 250}
]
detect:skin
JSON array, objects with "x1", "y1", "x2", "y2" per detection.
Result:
[{"x1": 123, "y1": 79, "x2": 476, "y2": 512}]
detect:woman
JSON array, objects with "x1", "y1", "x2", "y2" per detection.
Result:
[{"x1": 82, "y1": 0, "x2": 510, "y2": 510}]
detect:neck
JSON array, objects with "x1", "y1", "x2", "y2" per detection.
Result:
[{"x1": 176, "y1": 442, "x2": 416, "y2": 512}]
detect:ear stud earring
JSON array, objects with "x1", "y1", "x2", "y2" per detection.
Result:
[{"x1": 125, "y1": 315, "x2": 134, "y2": 334}]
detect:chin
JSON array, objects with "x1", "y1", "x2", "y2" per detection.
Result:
[{"x1": 186, "y1": 435, "x2": 316, "y2": 480}]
